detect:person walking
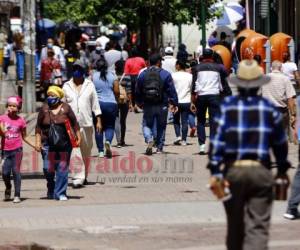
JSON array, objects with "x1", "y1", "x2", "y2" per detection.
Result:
[
  {"x1": 136, "y1": 53, "x2": 178, "y2": 155},
  {"x1": 92, "y1": 58, "x2": 119, "y2": 158},
  {"x1": 262, "y1": 60, "x2": 296, "y2": 133},
  {"x1": 208, "y1": 60, "x2": 291, "y2": 250},
  {"x1": 191, "y1": 48, "x2": 230, "y2": 154},
  {"x1": 35, "y1": 86, "x2": 81, "y2": 200},
  {"x1": 0, "y1": 96, "x2": 35, "y2": 203},
  {"x1": 172, "y1": 60, "x2": 193, "y2": 146},
  {"x1": 63, "y1": 60, "x2": 102, "y2": 187},
  {"x1": 123, "y1": 47, "x2": 146, "y2": 113},
  {"x1": 284, "y1": 95, "x2": 300, "y2": 220},
  {"x1": 40, "y1": 47, "x2": 62, "y2": 96}
]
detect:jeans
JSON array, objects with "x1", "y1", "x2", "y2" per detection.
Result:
[
  {"x1": 173, "y1": 103, "x2": 190, "y2": 141},
  {"x1": 95, "y1": 102, "x2": 118, "y2": 152},
  {"x1": 188, "y1": 111, "x2": 196, "y2": 129},
  {"x1": 143, "y1": 104, "x2": 168, "y2": 150},
  {"x1": 286, "y1": 164, "x2": 300, "y2": 213},
  {"x1": 2, "y1": 147, "x2": 23, "y2": 197},
  {"x1": 41, "y1": 144, "x2": 72, "y2": 199},
  {"x1": 3, "y1": 57, "x2": 10, "y2": 74},
  {"x1": 196, "y1": 95, "x2": 220, "y2": 145},
  {"x1": 115, "y1": 102, "x2": 129, "y2": 144},
  {"x1": 142, "y1": 116, "x2": 157, "y2": 143}
]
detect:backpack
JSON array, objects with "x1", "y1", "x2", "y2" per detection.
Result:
[{"x1": 142, "y1": 67, "x2": 163, "y2": 104}]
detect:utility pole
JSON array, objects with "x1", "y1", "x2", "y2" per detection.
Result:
[
  {"x1": 201, "y1": 0, "x2": 206, "y2": 48},
  {"x1": 22, "y1": 0, "x2": 36, "y2": 113}
]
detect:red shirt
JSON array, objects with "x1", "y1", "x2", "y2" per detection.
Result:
[
  {"x1": 40, "y1": 58, "x2": 61, "y2": 82},
  {"x1": 124, "y1": 57, "x2": 146, "y2": 75}
]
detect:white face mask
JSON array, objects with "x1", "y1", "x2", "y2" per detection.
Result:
[{"x1": 96, "y1": 46, "x2": 101, "y2": 51}]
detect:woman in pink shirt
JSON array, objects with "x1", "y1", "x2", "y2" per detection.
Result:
[
  {"x1": 124, "y1": 47, "x2": 146, "y2": 113},
  {"x1": 0, "y1": 96, "x2": 35, "y2": 203}
]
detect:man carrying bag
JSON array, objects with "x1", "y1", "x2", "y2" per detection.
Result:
[{"x1": 208, "y1": 60, "x2": 291, "y2": 250}]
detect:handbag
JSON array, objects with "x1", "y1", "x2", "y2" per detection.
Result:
[
  {"x1": 118, "y1": 73, "x2": 128, "y2": 104},
  {"x1": 48, "y1": 111, "x2": 70, "y2": 150}
]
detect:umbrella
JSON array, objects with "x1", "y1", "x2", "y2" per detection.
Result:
[
  {"x1": 37, "y1": 18, "x2": 56, "y2": 29},
  {"x1": 213, "y1": 2, "x2": 244, "y2": 26}
]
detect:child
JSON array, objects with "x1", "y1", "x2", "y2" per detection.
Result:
[{"x1": 0, "y1": 96, "x2": 35, "y2": 203}]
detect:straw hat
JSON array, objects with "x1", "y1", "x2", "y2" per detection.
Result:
[{"x1": 229, "y1": 60, "x2": 270, "y2": 88}]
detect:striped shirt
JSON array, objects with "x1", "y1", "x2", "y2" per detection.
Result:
[{"x1": 261, "y1": 70, "x2": 296, "y2": 108}]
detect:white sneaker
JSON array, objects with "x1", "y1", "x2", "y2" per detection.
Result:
[
  {"x1": 199, "y1": 144, "x2": 206, "y2": 155},
  {"x1": 59, "y1": 195, "x2": 68, "y2": 201},
  {"x1": 173, "y1": 137, "x2": 181, "y2": 145},
  {"x1": 181, "y1": 140, "x2": 187, "y2": 146},
  {"x1": 283, "y1": 213, "x2": 296, "y2": 220},
  {"x1": 13, "y1": 197, "x2": 21, "y2": 203},
  {"x1": 98, "y1": 151, "x2": 104, "y2": 158}
]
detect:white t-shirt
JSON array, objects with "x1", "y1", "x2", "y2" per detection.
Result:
[
  {"x1": 172, "y1": 71, "x2": 193, "y2": 103},
  {"x1": 162, "y1": 56, "x2": 177, "y2": 73},
  {"x1": 282, "y1": 62, "x2": 298, "y2": 82},
  {"x1": 104, "y1": 49, "x2": 128, "y2": 74}
]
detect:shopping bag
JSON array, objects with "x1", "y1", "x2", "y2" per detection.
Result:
[{"x1": 69, "y1": 147, "x2": 85, "y2": 185}]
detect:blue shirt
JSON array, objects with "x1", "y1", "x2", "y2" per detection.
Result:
[
  {"x1": 92, "y1": 71, "x2": 117, "y2": 103},
  {"x1": 209, "y1": 95, "x2": 288, "y2": 175},
  {"x1": 136, "y1": 66, "x2": 178, "y2": 106}
]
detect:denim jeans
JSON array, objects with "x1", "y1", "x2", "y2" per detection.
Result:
[
  {"x1": 95, "y1": 102, "x2": 118, "y2": 152},
  {"x1": 41, "y1": 144, "x2": 72, "y2": 199},
  {"x1": 188, "y1": 111, "x2": 196, "y2": 129},
  {"x1": 287, "y1": 164, "x2": 300, "y2": 213},
  {"x1": 173, "y1": 103, "x2": 190, "y2": 141},
  {"x1": 143, "y1": 104, "x2": 168, "y2": 150},
  {"x1": 2, "y1": 147, "x2": 23, "y2": 197},
  {"x1": 115, "y1": 102, "x2": 129, "y2": 144},
  {"x1": 196, "y1": 95, "x2": 220, "y2": 145}
]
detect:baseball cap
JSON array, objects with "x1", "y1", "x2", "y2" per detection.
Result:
[{"x1": 164, "y1": 46, "x2": 174, "y2": 54}]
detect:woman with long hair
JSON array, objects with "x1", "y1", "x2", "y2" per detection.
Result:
[{"x1": 92, "y1": 57, "x2": 119, "y2": 158}]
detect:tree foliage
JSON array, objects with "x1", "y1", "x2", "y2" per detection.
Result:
[{"x1": 43, "y1": 0, "x2": 221, "y2": 28}]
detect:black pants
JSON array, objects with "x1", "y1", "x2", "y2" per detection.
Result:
[
  {"x1": 130, "y1": 75, "x2": 137, "y2": 107},
  {"x1": 115, "y1": 102, "x2": 129, "y2": 144}
]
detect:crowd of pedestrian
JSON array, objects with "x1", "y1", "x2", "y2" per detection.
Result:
[{"x1": 1, "y1": 28, "x2": 300, "y2": 250}]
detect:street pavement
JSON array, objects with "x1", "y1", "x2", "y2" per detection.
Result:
[{"x1": 0, "y1": 66, "x2": 299, "y2": 249}]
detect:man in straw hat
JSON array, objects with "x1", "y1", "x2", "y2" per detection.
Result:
[{"x1": 207, "y1": 60, "x2": 291, "y2": 250}]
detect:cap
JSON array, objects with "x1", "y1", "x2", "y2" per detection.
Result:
[
  {"x1": 164, "y1": 46, "x2": 174, "y2": 54},
  {"x1": 202, "y1": 48, "x2": 214, "y2": 58},
  {"x1": 73, "y1": 60, "x2": 85, "y2": 70}
]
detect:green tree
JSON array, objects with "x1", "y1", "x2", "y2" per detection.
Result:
[{"x1": 43, "y1": 0, "x2": 220, "y2": 55}]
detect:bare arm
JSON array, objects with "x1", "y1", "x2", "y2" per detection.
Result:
[
  {"x1": 22, "y1": 128, "x2": 36, "y2": 150},
  {"x1": 113, "y1": 80, "x2": 120, "y2": 101}
]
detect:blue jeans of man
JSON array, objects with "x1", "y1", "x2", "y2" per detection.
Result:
[
  {"x1": 173, "y1": 103, "x2": 190, "y2": 141},
  {"x1": 143, "y1": 104, "x2": 168, "y2": 150},
  {"x1": 2, "y1": 147, "x2": 23, "y2": 197},
  {"x1": 42, "y1": 144, "x2": 72, "y2": 199},
  {"x1": 95, "y1": 102, "x2": 118, "y2": 152},
  {"x1": 196, "y1": 95, "x2": 220, "y2": 145},
  {"x1": 188, "y1": 111, "x2": 196, "y2": 129},
  {"x1": 287, "y1": 164, "x2": 300, "y2": 214}
]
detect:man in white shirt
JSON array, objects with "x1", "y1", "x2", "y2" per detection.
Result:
[
  {"x1": 63, "y1": 60, "x2": 102, "y2": 187},
  {"x1": 96, "y1": 35, "x2": 110, "y2": 50},
  {"x1": 282, "y1": 52, "x2": 300, "y2": 87},
  {"x1": 162, "y1": 47, "x2": 177, "y2": 73},
  {"x1": 262, "y1": 60, "x2": 296, "y2": 133}
]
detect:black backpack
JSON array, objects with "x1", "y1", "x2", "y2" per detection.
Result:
[{"x1": 143, "y1": 67, "x2": 163, "y2": 104}]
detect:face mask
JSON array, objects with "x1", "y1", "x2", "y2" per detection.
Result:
[
  {"x1": 47, "y1": 96, "x2": 60, "y2": 106},
  {"x1": 96, "y1": 46, "x2": 101, "y2": 51},
  {"x1": 72, "y1": 70, "x2": 84, "y2": 78}
]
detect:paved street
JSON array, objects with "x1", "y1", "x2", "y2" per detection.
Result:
[{"x1": 0, "y1": 72, "x2": 299, "y2": 249}]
